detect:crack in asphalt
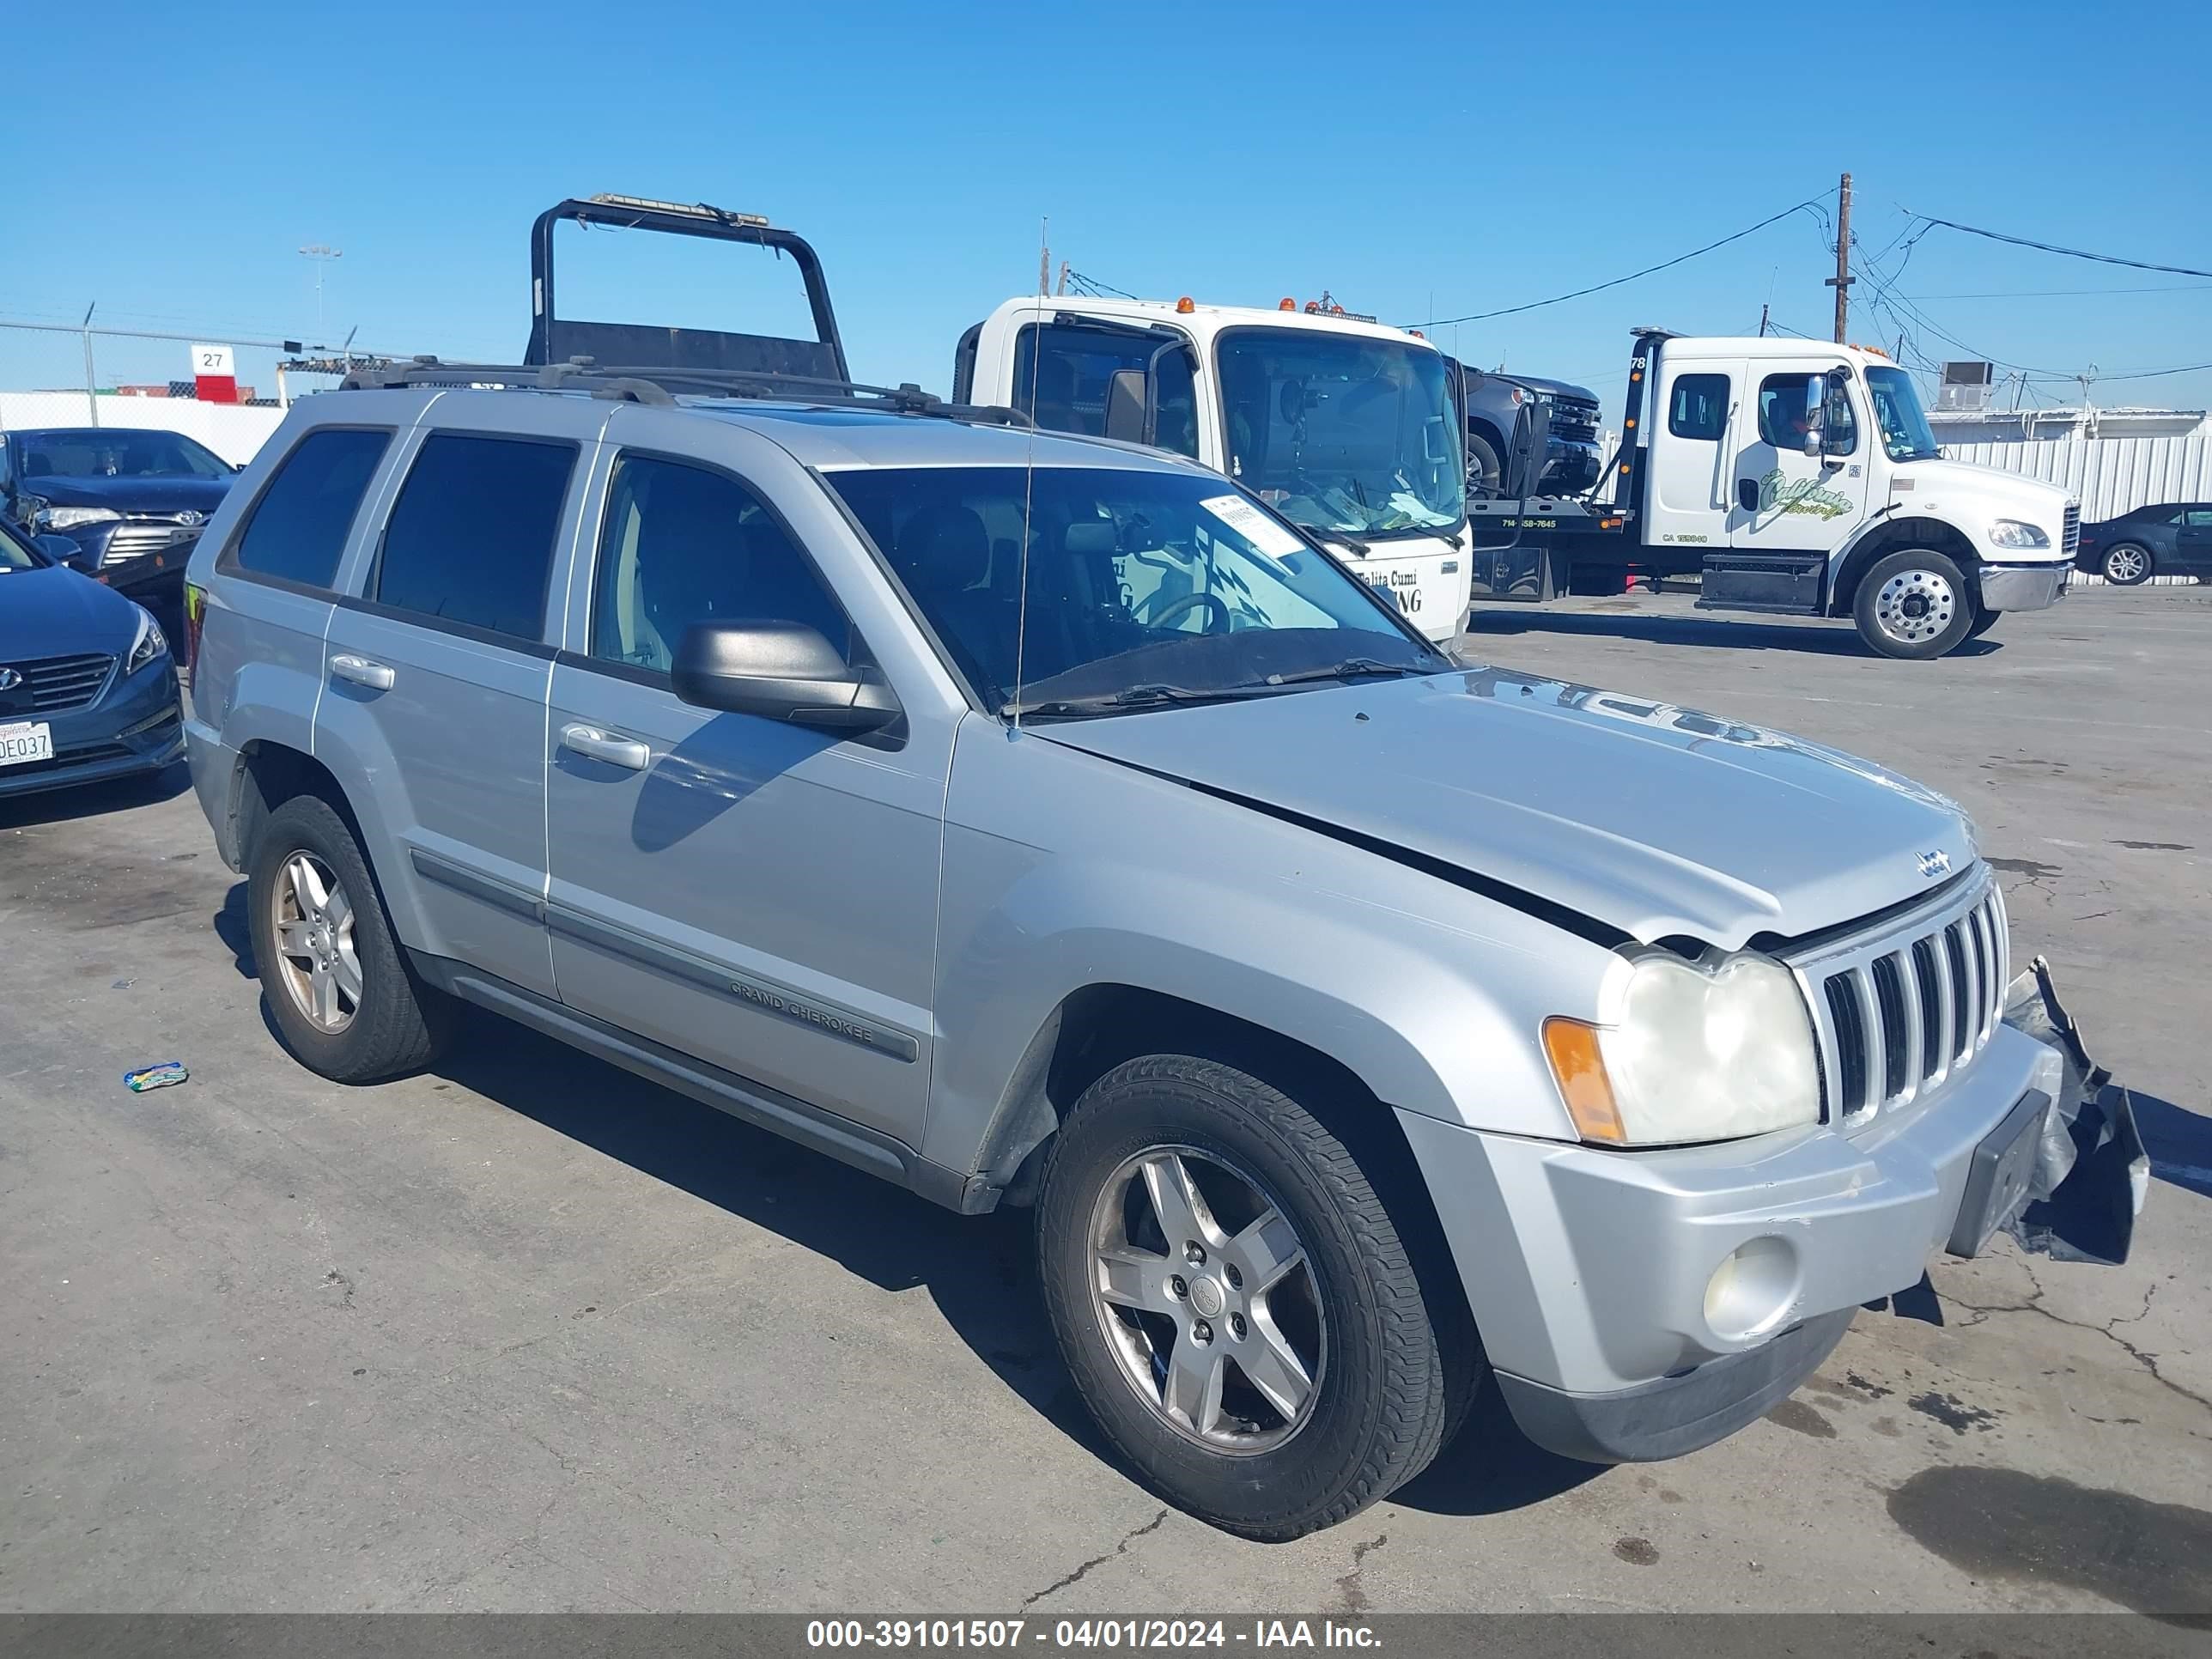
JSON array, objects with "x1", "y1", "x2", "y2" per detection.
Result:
[
  {"x1": 1945, "y1": 1276, "x2": 2209, "y2": 1416},
  {"x1": 1019, "y1": 1509, "x2": 1169, "y2": 1609}
]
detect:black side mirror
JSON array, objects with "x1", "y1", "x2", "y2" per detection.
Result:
[
  {"x1": 33, "y1": 533, "x2": 88, "y2": 567},
  {"x1": 1103, "y1": 369, "x2": 1149, "y2": 444},
  {"x1": 672, "y1": 620, "x2": 899, "y2": 733}
]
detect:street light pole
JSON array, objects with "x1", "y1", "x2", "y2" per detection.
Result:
[{"x1": 300, "y1": 244, "x2": 343, "y2": 341}]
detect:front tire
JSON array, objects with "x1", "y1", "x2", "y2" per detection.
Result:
[
  {"x1": 248, "y1": 794, "x2": 452, "y2": 1083},
  {"x1": 2101, "y1": 543, "x2": 2154, "y2": 586},
  {"x1": 1854, "y1": 549, "x2": 1973, "y2": 659},
  {"x1": 1036, "y1": 1055, "x2": 1465, "y2": 1540},
  {"x1": 1465, "y1": 432, "x2": 1504, "y2": 496}
]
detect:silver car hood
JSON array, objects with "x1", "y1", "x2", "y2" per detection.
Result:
[{"x1": 1036, "y1": 665, "x2": 1977, "y2": 949}]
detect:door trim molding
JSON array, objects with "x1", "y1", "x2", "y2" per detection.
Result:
[
  {"x1": 546, "y1": 903, "x2": 921, "y2": 1064},
  {"x1": 410, "y1": 848, "x2": 548, "y2": 921}
]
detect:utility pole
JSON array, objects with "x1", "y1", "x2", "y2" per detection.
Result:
[
  {"x1": 1037, "y1": 218, "x2": 1049, "y2": 296},
  {"x1": 1055, "y1": 260, "x2": 1068, "y2": 296},
  {"x1": 1826, "y1": 173, "x2": 1853, "y2": 343},
  {"x1": 1758, "y1": 302, "x2": 1771, "y2": 337}
]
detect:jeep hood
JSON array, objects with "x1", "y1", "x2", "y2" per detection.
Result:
[{"x1": 1036, "y1": 665, "x2": 1977, "y2": 949}]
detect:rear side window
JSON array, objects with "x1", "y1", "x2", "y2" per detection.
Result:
[
  {"x1": 1667, "y1": 374, "x2": 1730, "y2": 441},
  {"x1": 374, "y1": 434, "x2": 575, "y2": 641},
  {"x1": 230, "y1": 428, "x2": 391, "y2": 588}
]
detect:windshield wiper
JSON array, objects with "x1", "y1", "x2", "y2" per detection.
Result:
[
  {"x1": 1306, "y1": 528, "x2": 1372, "y2": 557},
  {"x1": 1000, "y1": 684, "x2": 1247, "y2": 720},
  {"x1": 1255, "y1": 658, "x2": 1431, "y2": 689}
]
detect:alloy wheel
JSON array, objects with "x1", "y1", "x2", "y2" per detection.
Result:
[
  {"x1": 2105, "y1": 546, "x2": 2148, "y2": 583},
  {"x1": 270, "y1": 850, "x2": 362, "y2": 1033},
  {"x1": 1087, "y1": 1146, "x2": 1327, "y2": 1455}
]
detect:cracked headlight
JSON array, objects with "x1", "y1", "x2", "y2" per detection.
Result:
[
  {"x1": 1989, "y1": 519, "x2": 2051, "y2": 550},
  {"x1": 35, "y1": 505, "x2": 124, "y2": 533},
  {"x1": 125, "y1": 606, "x2": 168, "y2": 675},
  {"x1": 1543, "y1": 952, "x2": 1820, "y2": 1146}
]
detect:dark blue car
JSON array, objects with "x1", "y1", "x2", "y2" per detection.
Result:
[
  {"x1": 0, "y1": 515, "x2": 183, "y2": 801},
  {"x1": 0, "y1": 426, "x2": 236, "y2": 608}
]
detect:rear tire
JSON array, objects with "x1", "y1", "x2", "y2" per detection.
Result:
[
  {"x1": 2101, "y1": 544, "x2": 2153, "y2": 586},
  {"x1": 1853, "y1": 549, "x2": 1973, "y2": 659},
  {"x1": 248, "y1": 794, "x2": 452, "y2": 1083},
  {"x1": 1037, "y1": 1055, "x2": 1466, "y2": 1540}
]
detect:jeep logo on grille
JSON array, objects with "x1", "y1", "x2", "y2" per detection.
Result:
[{"x1": 1917, "y1": 848, "x2": 1951, "y2": 879}]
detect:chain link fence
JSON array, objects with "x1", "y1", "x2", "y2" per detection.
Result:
[{"x1": 0, "y1": 320, "x2": 379, "y2": 467}]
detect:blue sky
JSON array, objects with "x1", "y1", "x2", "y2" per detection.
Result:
[{"x1": 8, "y1": 0, "x2": 2208, "y2": 416}]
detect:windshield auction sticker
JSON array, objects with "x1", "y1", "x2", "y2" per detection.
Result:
[{"x1": 1199, "y1": 495, "x2": 1306, "y2": 560}]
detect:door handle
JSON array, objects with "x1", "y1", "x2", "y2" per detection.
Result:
[
  {"x1": 560, "y1": 722, "x2": 651, "y2": 771},
  {"x1": 330, "y1": 653, "x2": 395, "y2": 690}
]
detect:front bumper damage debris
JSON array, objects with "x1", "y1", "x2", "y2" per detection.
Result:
[{"x1": 1996, "y1": 957, "x2": 2148, "y2": 1266}]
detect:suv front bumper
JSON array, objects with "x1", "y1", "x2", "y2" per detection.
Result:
[{"x1": 1396, "y1": 1020, "x2": 2060, "y2": 1462}]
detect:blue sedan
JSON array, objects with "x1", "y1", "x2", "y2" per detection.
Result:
[{"x1": 0, "y1": 517, "x2": 183, "y2": 801}]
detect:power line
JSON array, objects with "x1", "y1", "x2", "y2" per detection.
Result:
[
  {"x1": 1908, "y1": 283, "x2": 2212, "y2": 300},
  {"x1": 1062, "y1": 270, "x2": 1138, "y2": 301},
  {"x1": 1406, "y1": 194, "x2": 1831, "y2": 329},
  {"x1": 1905, "y1": 211, "x2": 2212, "y2": 280}
]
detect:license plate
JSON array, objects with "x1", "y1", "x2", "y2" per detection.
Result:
[
  {"x1": 1946, "y1": 1090, "x2": 2048, "y2": 1259},
  {"x1": 0, "y1": 720, "x2": 54, "y2": 767}
]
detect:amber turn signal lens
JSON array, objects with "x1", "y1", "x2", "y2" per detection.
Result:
[{"x1": 1542, "y1": 1018, "x2": 1626, "y2": 1144}]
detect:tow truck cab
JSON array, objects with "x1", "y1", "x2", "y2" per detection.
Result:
[
  {"x1": 954, "y1": 298, "x2": 1473, "y2": 644},
  {"x1": 1472, "y1": 332, "x2": 2077, "y2": 658}
]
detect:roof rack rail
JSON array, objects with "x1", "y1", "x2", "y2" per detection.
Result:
[{"x1": 338, "y1": 356, "x2": 1033, "y2": 428}]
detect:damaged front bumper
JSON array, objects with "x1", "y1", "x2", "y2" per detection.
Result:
[
  {"x1": 1399, "y1": 961, "x2": 2146, "y2": 1465},
  {"x1": 1993, "y1": 957, "x2": 2148, "y2": 1266}
]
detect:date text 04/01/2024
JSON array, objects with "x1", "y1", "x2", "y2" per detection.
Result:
[{"x1": 805, "y1": 1621, "x2": 1380, "y2": 1650}]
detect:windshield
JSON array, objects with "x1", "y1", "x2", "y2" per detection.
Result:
[
  {"x1": 1216, "y1": 328, "x2": 1464, "y2": 538},
  {"x1": 17, "y1": 429, "x2": 232, "y2": 480},
  {"x1": 826, "y1": 465, "x2": 1443, "y2": 716},
  {"x1": 1866, "y1": 367, "x2": 1941, "y2": 463}
]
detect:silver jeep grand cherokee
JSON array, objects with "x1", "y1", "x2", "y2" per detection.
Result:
[{"x1": 182, "y1": 368, "x2": 2064, "y2": 1540}]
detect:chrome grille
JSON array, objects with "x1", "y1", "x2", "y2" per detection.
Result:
[
  {"x1": 103, "y1": 520, "x2": 202, "y2": 565},
  {"x1": 1784, "y1": 874, "x2": 2008, "y2": 1123},
  {"x1": 4, "y1": 652, "x2": 117, "y2": 714},
  {"x1": 2061, "y1": 503, "x2": 2081, "y2": 557}
]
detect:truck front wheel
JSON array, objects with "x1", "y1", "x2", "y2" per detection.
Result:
[
  {"x1": 1036, "y1": 1055, "x2": 1468, "y2": 1540},
  {"x1": 1852, "y1": 549, "x2": 1973, "y2": 659}
]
